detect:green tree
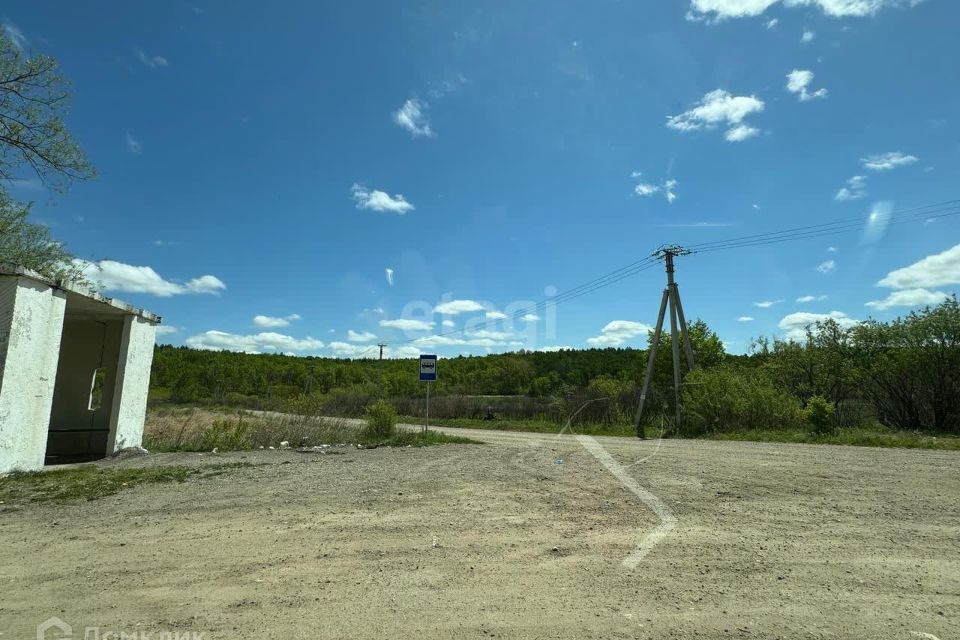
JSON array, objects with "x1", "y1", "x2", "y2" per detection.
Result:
[{"x1": 0, "y1": 29, "x2": 95, "y2": 278}]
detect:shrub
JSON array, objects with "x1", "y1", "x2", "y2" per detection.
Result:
[
  {"x1": 804, "y1": 395, "x2": 837, "y2": 435},
  {"x1": 679, "y1": 366, "x2": 803, "y2": 436},
  {"x1": 364, "y1": 399, "x2": 397, "y2": 438}
]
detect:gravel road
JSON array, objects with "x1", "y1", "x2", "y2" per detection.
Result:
[{"x1": 1, "y1": 429, "x2": 957, "y2": 639}]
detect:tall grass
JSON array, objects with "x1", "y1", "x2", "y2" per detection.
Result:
[{"x1": 143, "y1": 406, "x2": 476, "y2": 452}]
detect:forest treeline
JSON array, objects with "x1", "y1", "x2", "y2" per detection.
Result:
[{"x1": 151, "y1": 299, "x2": 960, "y2": 435}]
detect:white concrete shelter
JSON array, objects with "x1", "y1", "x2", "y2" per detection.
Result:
[{"x1": 0, "y1": 263, "x2": 160, "y2": 473}]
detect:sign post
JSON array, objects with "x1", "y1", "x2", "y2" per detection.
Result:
[{"x1": 419, "y1": 354, "x2": 437, "y2": 432}]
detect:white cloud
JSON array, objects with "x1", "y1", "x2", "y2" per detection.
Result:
[
  {"x1": 253, "y1": 314, "x2": 301, "y2": 328},
  {"x1": 816, "y1": 259, "x2": 837, "y2": 274},
  {"x1": 135, "y1": 48, "x2": 169, "y2": 68},
  {"x1": 2, "y1": 22, "x2": 26, "y2": 50},
  {"x1": 466, "y1": 329, "x2": 515, "y2": 341},
  {"x1": 865, "y1": 288, "x2": 950, "y2": 311},
  {"x1": 125, "y1": 133, "x2": 142, "y2": 155},
  {"x1": 351, "y1": 184, "x2": 414, "y2": 214},
  {"x1": 442, "y1": 319, "x2": 456, "y2": 328},
  {"x1": 835, "y1": 175, "x2": 867, "y2": 201},
  {"x1": 537, "y1": 345, "x2": 574, "y2": 352},
  {"x1": 687, "y1": 0, "x2": 923, "y2": 21},
  {"x1": 347, "y1": 329, "x2": 378, "y2": 342},
  {"x1": 725, "y1": 124, "x2": 760, "y2": 142},
  {"x1": 778, "y1": 310, "x2": 858, "y2": 341},
  {"x1": 876, "y1": 243, "x2": 960, "y2": 289},
  {"x1": 77, "y1": 260, "x2": 225, "y2": 297},
  {"x1": 753, "y1": 299, "x2": 783, "y2": 308},
  {"x1": 861, "y1": 151, "x2": 919, "y2": 171},
  {"x1": 414, "y1": 334, "x2": 522, "y2": 349},
  {"x1": 522, "y1": 313, "x2": 540, "y2": 322},
  {"x1": 737, "y1": 316, "x2": 755, "y2": 322},
  {"x1": 801, "y1": 30, "x2": 816, "y2": 43},
  {"x1": 631, "y1": 173, "x2": 679, "y2": 203},
  {"x1": 663, "y1": 179, "x2": 678, "y2": 203},
  {"x1": 586, "y1": 320, "x2": 653, "y2": 346},
  {"x1": 155, "y1": 325, "x2": 179, "y2": 336},
  {"x1": 786, "y1": 69, "x2": 827, "y2": 101},
  {"x1": 485, "y1": 310, "x2": 507, "y2": 320},
  {"x1": 329, "y1": 341, "x2": 413, "y2": 359},
  {"x1": 186, "y1": 331, "x2": 324, "y2": 354},
  {"x1": 634, "y1": 182, "x2": 659, "y2": 197},
  {"x1": 828, "y1": 246, "x2": 839, "y2": 252},
  {"x1": 393, "y1": 98, "x2": 433, "y2": 137},
  {"x1": 385, "y1": 267, "x2": 394, "y2": 286},
  {"x1": 434, "y1": 299, "x2": 485, "y2": 315},
  {"x1": 766, "y1": 18, "x2": 779, "y2": 28},
  {"x1": 379, "y1": 318, "x2": 434, "y2": 331},
  {"x1": 796, "y1": 294, "x2": 827, "y2": 302},
  {"x1": 667, "y1": 90, "x2": 764, "y2": 142}
]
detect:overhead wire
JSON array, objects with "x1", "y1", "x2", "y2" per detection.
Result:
[{"x1": 378, "y1": 197, "x2": 960, "y2": 351}]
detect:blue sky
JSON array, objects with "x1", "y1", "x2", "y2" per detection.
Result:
[{"x1": 5, "y1": 0, "x2": 960, "y2": 357}]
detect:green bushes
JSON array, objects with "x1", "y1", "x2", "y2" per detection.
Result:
[
  {"x1": 803, "y1": 395, "x2": 837, "y2": 435},
  {"x1": 364, "y1": 399, "x2": 397, "y2": 438},
  {"x1": 679, "y1": 366, "x2": 803, "y2": 436}
]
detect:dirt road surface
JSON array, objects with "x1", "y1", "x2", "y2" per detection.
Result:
[{"x1": 1, "y1": 427, "x2": 958, "y2": 639}]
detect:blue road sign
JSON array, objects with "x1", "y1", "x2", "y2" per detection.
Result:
[{"x1": 419, "y1": 354, "x2": 437, "y2": 382}]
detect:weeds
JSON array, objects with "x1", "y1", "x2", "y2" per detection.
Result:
[{"x1": 0, "y1": 463, "x2": 255, "y2": 505}]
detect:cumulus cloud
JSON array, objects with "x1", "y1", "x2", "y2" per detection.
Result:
[
  {"x1": 155, "y1": 325, "x2": 179, "y2": 336},
  {"x1": 351, "y1": 184, "x2": 414, "y2": 214},
  {"x1": 786, "y1": 69, "x2": 827, "y2": 101},
  {"x1": 186, "y1": 331, "x2": 324, "y2": 353},
  {"x1": 442, "y1": 319, "x2": 456, "y2": 328},
  {"x1": 861, "y1": 151, "x2": 919, "y2": 171},
  {"x1": 778, "y1": 310, "x2": 858, "y2": 341},
  {"x1": 875, "y1": 243, "x2": 960, "y2": 290},
  {"x1": 485, "y1": 310, "x2": 507, "y2": 320},
  {"x1": 816, "y1": 259, "x2": 837, "y2": 274},
  {"x1": 330, "y1": 341, "x2": 416, "y2": 358},
  {"x1": 800, "y1": 30, "x2": 816, "y2": 43},
  {"x1": 796, "y1": 294, "x2": 827, "y2": 303},
  {"x1": 393, "y1": 98, "x2": 433, "y2": 137},
  {"x1": 135, "y1": 48, "x2": 169, "y2": 68},
  {"x1": 253, "y1": 314, "x2": 301, "y2": 328},
  {"x1": 434, "y1": 299, "x2": 485, "y2": 315},
  {"x1": 835, "y1": 175, "x2": 867, "y2": 201},
  {"x1": 737, "y1": 316, "x2": 755, "y2": 322},
  {"x1": 631, "y1": 173, "x2": 679, "y2": 203},
  {"x1": 865, "y1": 288, "x2": 950, "y2": 311},
  {"x1": 687, "y1": 0, "x2": 923, "y2": 21},
  {"x1": 379, "y1": 318, "x2": 434, "y2": 331},
  {"x1": 586, "y1": 320, "x2": 653, "y2": 347},
  {"x1": 667, "y1": 90, "x2": 764, "y2": 142},
  {"x1": 414, "y1": 334, "x2": 523, "y2": 349},
  {"x1": 766, "y1": 18, "x2": 779, "y2": 28},
  {"x1": 77, "y1": 260, "x2": 225, "y2": 297},
  {"x1": 385, "y1": 267, "x2": 394, "y2": 286},
  {"x1": 522, "y1": 313, "x2": 540, "y2": 322},
  {"x1": 753, "y1": 299, "x2": 783, "y2": 308},
  {"x1": 347, "y1": 329, "x2": 378, "y2": 342}
]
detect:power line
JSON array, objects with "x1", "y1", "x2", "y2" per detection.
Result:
[{"x1": 380, "y1": 197, "x2": 960, "y2": 350}]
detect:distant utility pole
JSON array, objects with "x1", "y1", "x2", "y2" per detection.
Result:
[
  {"x1": 635, "y1": 245, "x2": 696, "y2": 437},
  {"x1": 378, "y1": 342, "x2": 387, "y2": 360}
]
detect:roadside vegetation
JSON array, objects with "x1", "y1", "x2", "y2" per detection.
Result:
[
  {"x1": 143, "y1": 406, "x2": 477, "y2": 453},
  {"x1": 0, "y1": 463, "x2": 254, "y2": 506},
  {"x1": 149, "y1": 300, "x2": 960, "y2": 450}
]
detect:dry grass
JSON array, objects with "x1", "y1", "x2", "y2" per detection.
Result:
[{"x1": 144, "y1": 406, "x2": 477, "y2": 452}]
